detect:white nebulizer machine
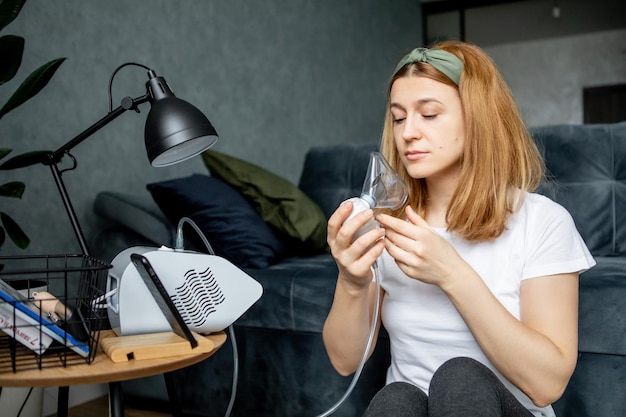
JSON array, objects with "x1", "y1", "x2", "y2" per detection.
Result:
[{"x1": 316, "y1": 151, "x2": 408, "y2": 417}]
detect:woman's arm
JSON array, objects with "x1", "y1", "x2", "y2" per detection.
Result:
[
  {"x1": 443, "y1": 269, "x2": 578, "y2": 407},
  {"x1": 323, "y1": 279, "x2": 383, "y2": 376},
  {"x1": 322, "y1": 200, "x2": 386, "y2": 376}
]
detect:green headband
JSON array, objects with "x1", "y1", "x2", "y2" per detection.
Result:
[{"x1": 393, "y1": 47, "x2": 464, "y2": 85}]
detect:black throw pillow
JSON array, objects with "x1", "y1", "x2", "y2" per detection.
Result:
[{"x1": 147, "y1": 174, "x2": 289, "y2": 269}]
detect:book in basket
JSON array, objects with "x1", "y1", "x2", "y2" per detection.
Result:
[
  {"x1": 0, "y1": 278, "x2": 89, "y2": 357},
  {"x1": 0, "y1": 300, "x2": 53, "y2": 354}
]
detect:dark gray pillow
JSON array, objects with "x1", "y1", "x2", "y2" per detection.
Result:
[{"x1": 147, "y1": 174, "x2": 289, "y2": 269}]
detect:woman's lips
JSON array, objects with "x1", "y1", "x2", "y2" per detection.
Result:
[{"x1": 405, "y1": 150, "x2": 428, "y2": 161}]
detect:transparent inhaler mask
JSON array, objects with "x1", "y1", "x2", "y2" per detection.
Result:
[{"x1": 344, "y1": 152, "x2": 408, "y2": 240}]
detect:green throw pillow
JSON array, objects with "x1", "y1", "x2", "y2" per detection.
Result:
[{"x1": 201, "y1": 150, "x2": 328, "y2": 254}]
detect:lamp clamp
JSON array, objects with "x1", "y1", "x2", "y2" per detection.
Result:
[{"x1": 120, "y1": 95, "x2": 147, "y2": 113}]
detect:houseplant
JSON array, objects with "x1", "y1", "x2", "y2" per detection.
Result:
[
  {"x1": 0, "y1": 0, "x2": 65, "y2": 251},
  {"x1": 0, "y1": 3, "x2": 68, "y2": 416}
]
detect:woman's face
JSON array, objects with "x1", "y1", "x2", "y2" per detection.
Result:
[{"x1": 389, "y1": 75, "x2": 465, "y2": 185}]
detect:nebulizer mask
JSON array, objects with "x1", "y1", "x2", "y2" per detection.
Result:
[
  {"x1": 316, "y1": 152, "x2": 408, "y2": 417},
  {"x1": 343, "y1": 152, "x2": 408, "y2": 239}
]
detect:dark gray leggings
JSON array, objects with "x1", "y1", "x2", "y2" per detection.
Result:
[{"x1": 363, "y1": 357, "x2": 535, "y2": 417}]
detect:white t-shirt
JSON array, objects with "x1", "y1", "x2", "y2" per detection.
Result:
[{"x1": 378, "y1": 192, "x2": 596, "y2": 417}]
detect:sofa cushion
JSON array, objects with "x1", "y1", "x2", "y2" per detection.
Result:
[
  {"x1": 552, "y1": 352, "x2": 626, "y2": 417},
  {"x1": 239, "y1": 254, "x2": 339, "y2": 331},
  {"x1": 147, "y1": 174, "x2": 289, "y2": 269},
  {"x1": 578, "y1": 257, "x2": 626, "y2": 355},
  {"x1": 93, "y1": 191, "x2": 173, "y2": 247},
  {"x1": 201, "y1": 150, "x2": 328, "y2": 254},
  {"x1": 531, "y1": 122, "x2": 626, "y2": 256}
]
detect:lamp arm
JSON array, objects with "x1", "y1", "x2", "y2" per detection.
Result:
[
  {"x1": 45, "y1": 94, "x2": 150, "y2": 165},
  {"x1": 49, "y1": 163, "x2": 91, "y2": 255},
  {"x1": 42, "y1": 93, "x2": 150, "y2": 256}
]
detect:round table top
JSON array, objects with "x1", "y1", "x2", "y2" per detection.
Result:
[{"x1": 0, "y1": 330, "x2": 227, "y2": 387}]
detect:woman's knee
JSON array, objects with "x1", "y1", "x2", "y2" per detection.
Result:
[
  {"x1": 428, "y1": 358, "x2": 501, "y2": 416},
  {"x1": 432, "y1": 357, "x2": 495, "y2": 386},
  {"x1": 429, "y1": 357, "x2": 533, "y2": 417},
  {"x1": 430, "y1": 357, "x2": 501, "y2": 398},
  {"x1": 363, "y1": 381, "x2": 428, "y2": 417}
]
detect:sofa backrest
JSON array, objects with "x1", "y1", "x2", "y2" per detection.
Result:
[
  {"x1": 531, "y1": 122, "x2": 626, "y2": 257},
  {"x1": 299, "y1": 142, "x2": 379, "y2": 220},
  {"x1": 299, "y1": 122, "x2": 626, "y2": 257}
]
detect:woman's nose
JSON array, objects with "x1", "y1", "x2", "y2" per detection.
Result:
[{"x1": 402, "y1": 116, "x2": 422, "y2": 141}]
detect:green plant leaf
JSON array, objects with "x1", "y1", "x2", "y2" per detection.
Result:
[
  {"x1": 0, "y1": 57, "x2": 66, "y2": 119},
  {"x1": 0, "y1": 35, "x2": 24, "y2": 85},
  {"x1": 0, "y1": 211, "x2": 29, "y2": 249},
  {"x1": 0, "y1": 147, "x2": 11, "y2": 160},
  {"x1": 0, "y1": 0, "x2": 27, "y2": 32},
  {"x1": 0, "y1": 149, "x2": 51, "y2": 169},
  {"x1": 0, "y1": 181, "x2": 24, "y2": 198}
]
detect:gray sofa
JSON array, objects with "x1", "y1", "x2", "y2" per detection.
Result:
[{"x1": 90, "y1": 122, "x2": 626, "y2": 417}]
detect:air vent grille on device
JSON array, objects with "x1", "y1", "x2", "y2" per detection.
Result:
[{"x1": 171, "y1": 267, "x2": 225, "y2": 327}]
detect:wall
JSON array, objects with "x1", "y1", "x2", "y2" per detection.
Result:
[
  {"x1": 425, "y1": 0, "x2": 626, "y2": 47},
  {"x1": 0, "y1": 0, "x2": 421, "y2": 257},
  {"x1": 422, "y1": 0, "x2": 626, "y2": 127},
  {"x1": 486, "y1": 29, "x2": 626, "y2": 127}
]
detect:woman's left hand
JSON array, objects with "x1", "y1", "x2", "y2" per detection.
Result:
[{"x1": 376, "y1": 206, "x2": 467, "y2": 289}]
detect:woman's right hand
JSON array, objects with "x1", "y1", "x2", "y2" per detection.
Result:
[{"x1": 327, "y1": 200, "x2": 386, "y2": 292}]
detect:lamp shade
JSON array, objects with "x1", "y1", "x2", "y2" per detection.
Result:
[{"x1": 144, "y1": 71, "x2": 218, "y2": 167}]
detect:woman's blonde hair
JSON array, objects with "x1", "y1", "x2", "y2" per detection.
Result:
[{"x1": 380, "y1": 40, "x2": 545, "y2": 241}]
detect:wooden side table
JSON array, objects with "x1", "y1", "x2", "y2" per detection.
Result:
[{"x1": 0, "y1": 330, "x2": 227, "y2": 417}]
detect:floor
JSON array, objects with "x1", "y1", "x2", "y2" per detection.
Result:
[{"x1": 49, "y1": 395, "x2": 170, "y2": 417}]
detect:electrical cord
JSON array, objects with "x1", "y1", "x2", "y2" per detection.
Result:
[
  {"x1": 314, "y1": 261, "x2": 382, "y2": 417},
  {"x1": 1, "y1": 386, "x2": 34, "y2": 417},
  {"x1": 107, "y1": 62, "x2": 151, "y2": 112},
  {"x1": 225, "y1": 324, "x2": 238, "y2": 417},
  {"x1": 175, "y1": 217, "x2": 237, "y2": 417},
  {"x1": 16, "y1": 387, "x2": 33, "y2": 417}
]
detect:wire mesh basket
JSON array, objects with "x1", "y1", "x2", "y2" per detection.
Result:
[{"x1": 0, "y1": 254, "x2": 111, "y2": 373}]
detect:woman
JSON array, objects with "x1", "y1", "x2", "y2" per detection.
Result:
[{"x1": 322, "y1": 40, "x2": 595, "y2": 417}]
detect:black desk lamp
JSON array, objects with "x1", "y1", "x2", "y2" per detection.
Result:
[
  {"x1": 40, "y1": 62, "x2": 218, "y2": 256},
  {"x1": 31, "y1": 62, "x2": 218, "y2": 417}
]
